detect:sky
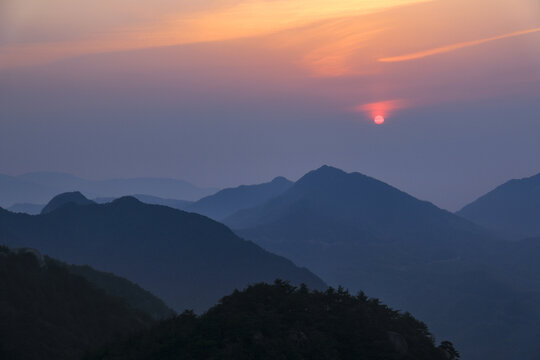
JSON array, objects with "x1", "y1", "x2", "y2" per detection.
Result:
[{"x1": 1, "y1": 0, "x2": 539, "y2": 211}]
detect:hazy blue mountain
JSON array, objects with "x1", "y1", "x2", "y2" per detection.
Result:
[
  {"x1": 0, "y1": 195, "x2": 326, "y2": 313},
  {"x1": 187, "y1": 176, "x2": 293, "y2": 220},
  {"x1": 7, "y1": 202, "x2": 44, "y2": 215},
  {"x1": 91, "y1": 281, "x2": 458, "y2": 360},
  {"x1": 0, "y1": 173, "x2": 58, "y2": 208},
  {"x1": 0, "y1": 246, "x2": 154, "y2": 360},
  {"x1": 224, "y1": 165, "x2": 540, "y2": 360},
  {"x1": 457, "y1": 172, "x2": 540, "y2": 239},
  {"x1": 41, "y1": 191, "x2": 95, "y2": 214},
  {"x1": 0, "y1": 171, "x2": 217, "y2": 208}
]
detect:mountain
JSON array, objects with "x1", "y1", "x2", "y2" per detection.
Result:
[
  {"x1": 94, "y1": 194, "x2": 193, "y2": 210},
  {"x1": 0, "y1": 171, "x2": 217, "y2": 208},
  {"x1": 0, "y1": 173, "x2": 58, "y2": 208},
  {"x1": 62, "y1": 262, "x2": 175, "y2": 320},
  {"x1": 186, "y1": 176, "x2": 293, "y2": 220},
  {"x1": 0, "y1": 246, "x2": 153, "y2": 360},
  {"x1": 224, "y1": 165, "x2": 540, "y2": 360},
  {"x1": 0, "y1": 194, "x2": 326, "y2": 313},
  {"x1": 41, "y1": 191, "x2": 95, "y2": 214},
  {"x1": 225, "y1": 165, "x2": 493, "y2": 275},
  {"x1": 6, "y1": 193, "x2": 193, "y2": 215},
  {"x1": 457, "y1": 172, "x2": 540, "y2": 239},
  {"x1": 92, "y1": 177, "x2": 293, "y2": 220},
  {"x1": 7, "y1": 202, "x2": 43, "y2": 215},
  {"x1": 90, "y1": 281, "x2": 459, "y2": 360}
]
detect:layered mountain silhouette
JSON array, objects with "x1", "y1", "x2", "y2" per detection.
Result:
[
  {"x1": 186, "y1": 176, "x2": 293, "y2": 220},
  {"x1": 91, "y1": 281, "x2": 459, "y2": 360},
  {"x1": 223, "y1": 165, "x2": 540, "y2": 360},
  {"x1": 0, "y1": 246, "x2": 154, "y2": 360},
  {"x1": 0, "y1": 194, "x2": 326, "y2": 313},
  {"x1": 41, "y1": 191, "x2": 95, "y2": 214},
  {"x1": 225, "y1": 165, "x2": 493, "y2": 275},
  {"x1": 0, "y1": 171, "x2": 216, "y2": 208},
  {"x1": 457, "y1": 172, "x2": 540, "y2": 239}
]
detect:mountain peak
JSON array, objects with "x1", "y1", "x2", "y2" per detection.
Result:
[
  {"x1": 271, "y1": 176, "x2": 292, "y2": 184},
  {"x1": 41, "y1": 191, "x2": 94, "y2": 214},
  {"x1": 295, "y1": 165, "x2": 350, "y2": 187},
  {"x1": 110, "y1": 196, "x2": 143, "y2": 206}
]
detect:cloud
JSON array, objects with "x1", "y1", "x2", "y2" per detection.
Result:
[{"x1": 378, "y1": 27, "x2": 540, "y2": 63}]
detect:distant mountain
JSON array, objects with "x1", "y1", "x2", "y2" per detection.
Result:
[
  {"x1": 7, "y1": 202, "x2": 43, "y2": 215},
  {"x1": 224, "y1": 165, "x2": 540, "y2": 360},
  {"x1": 0, "y1": 246, "x2": 153, "y2": 360},
  {"x1": 91, "y1": 281, "x2": 458, "y2": 360},
  {"x1": 41, "y1": 191, "x2": 95, "y2": 214},
  {"x1": 94, "y1": 194, "x2": 193, "y2": 211},
  {"x1": 0, "y1": 173, "x2": 58, "y2": 208},
  {"x1": 225, "y1": 165, "x2": 493, "y2": 271},
  {"x1": 457, "y1": 172, "x2": 540, "y2": 239},
  {"x1": 0, "y1": 194, "x2": 326, "y2": 312},
  {"x1": 0, "y1": 171, "x2": 217, "y2": 208},
  {"x1": 186, "y1": 176, "x2": 293, "y2": 220}
]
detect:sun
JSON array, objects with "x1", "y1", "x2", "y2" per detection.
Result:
[{"x1": 374, "y1": 115, "x2": 385, "y2": 125}]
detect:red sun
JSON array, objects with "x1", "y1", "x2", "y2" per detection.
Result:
[{"x1": 374, "y1": 115, "x2": 385, "y2": 125}]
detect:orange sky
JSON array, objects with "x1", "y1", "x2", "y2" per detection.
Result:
[{"x1": 1, "y1": 0, "x2": 539, "y2": 119}]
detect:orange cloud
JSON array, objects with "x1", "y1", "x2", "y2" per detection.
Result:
[{"x1": 379, "y1": 27, "x2": 540, "y2": 62}]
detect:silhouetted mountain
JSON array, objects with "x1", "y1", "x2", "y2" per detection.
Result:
[
  {"x1": 0, "y1": 246, "x2": 153, "y2": 360},
  {"x1": 0, "y1": 196, "x2": 326, "y2": 313},
  {"x1": 41, "y1": 191, "x2": 95, "y2": 214},
  {"x1": 90, "y1": 281, "x2": 459, "y2": 360},
  {"x1": 225, "y1": 165, "x2": 493, "y2": 269},
  {"x1": 457, "y1": 172, "x2": 540, "y2": 239},
  {"x1": 187, "y1": 176, "x2": 293, "y2": 220},
  {"x1": 6, "y1": 193, "x2": 193, "y2": 215},
  {"x1": 7, "y1": 202, "x2": 43, "y2": 215},
  {"x1": 0, "y1": 171, "x2": 217, "y2": 208},
  {"x1": 224, "y1": 165, "x2": 540, "y2": 360},
  {"x1": 94, "y1": 194, "x2": 193, "y2": 210}
]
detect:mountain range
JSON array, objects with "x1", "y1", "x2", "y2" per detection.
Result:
[
  {"x1": 2, "y1": 166, "x2": 540, "y2": 359},
  {"x1": 222, "y1": 166, "x2": 540, "y2": 360},
  {"x1": 0, "y1": 171, "x2": 217, "y2": 208},
  {"x1": 0, "y1": 192, "x2": 325, "y2": 313}
]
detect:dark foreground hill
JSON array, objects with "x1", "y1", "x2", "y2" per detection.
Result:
[
  {"x1": 63, "y1": 262, "x2": 175, "y2": 320},
  {"x1": 89, "y1": 281, "x2": 459, "y2": 360},
  {"x1": 457, "y1": 172, "x2": 540, "y2": 239},
  {"x1": 0, "y1": 195, "x2": 326, "y2": 312},
  {"x1": 224, "y1": 166, "x2": 540, "y2": 360},
  {"x1": 0, "y1": 246, "x2": 154, "y2": 360}
]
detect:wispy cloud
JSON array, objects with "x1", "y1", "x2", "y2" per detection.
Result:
[{"x1": 379, "y1": 27, "x2": 540, "y2": 63}]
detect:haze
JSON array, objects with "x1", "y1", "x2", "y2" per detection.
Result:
[{"x1": 1, "y1": 0, "x2": 539, "y2": 210}]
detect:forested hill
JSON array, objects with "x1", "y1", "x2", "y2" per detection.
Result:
[
  {"x1": 0, "y1": 246, "x2": 154, "y2": 360},
  {"x1": 90, "y1": 281, "x2": 459, "y2": 360}
]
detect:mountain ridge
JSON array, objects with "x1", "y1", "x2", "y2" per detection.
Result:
[{"x1": 0, "y1": 195, "x2": 326, "y2": 313}]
